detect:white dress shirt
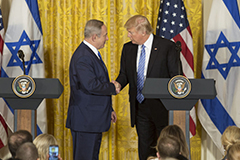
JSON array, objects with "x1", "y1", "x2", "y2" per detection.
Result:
[{"x1": 136, "y1": 34, "x2": 154, "y2": 80}]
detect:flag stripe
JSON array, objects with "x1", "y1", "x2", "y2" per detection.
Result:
[
  {"x1": 173, "y1": 34, "x2": 194, "y2": 70},
  {"x1": 180, "y1": 26, "x2": 194, "y2": 57},
  {"x1": 0, "y1": 115, "x2": 8, "y2": 134},
  {"x1": 201, "y1": 98, "x2": 236, "y2": 134},
  {"x1": 0, "y1": 37, "x2": 3, "y2": 53},
  {"x1": 223, "y1": 0, "x2": 240, "y2": 29},
  {"x1": 25, "y1": 0, "x2": 43, "y2": 34},
  {"x1": 201, "y1": 73, "x2": 236, "y2": 134},
  {"x1": 180, "y1": 56, "x2": 193, "y2": 78},
  {"x1": 186, "y1": 26, "x2": 193, "y2": 37},
  {"x1": 189, "y1": 116, "x2": 196, "y2": 135},
  {"x1": 0, "y1": 139, "x2": 4, "y2": 149}
]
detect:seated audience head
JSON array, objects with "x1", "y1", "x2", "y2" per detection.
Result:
[
  {"x1": 156, "y1": 135, "x2": 180, "y2": 160},
  {"x1": 33, "y1": 133, "x2": 58, "y2": 160},
  {"x1": 8, "y1": 130, "x2": 33, "y2": 158},
  {"x1": 227, "y1": 142, "x2": 240, "y2": 160},
  {"x1": 221, "y1": 126, "x2": 240, "y2": 156},
  {"x1": 159, "y1": 125, "x2": 189, "y2": 158},
  {"x1": 15, "y1": 142, "x2": 39, "y2": 160}
]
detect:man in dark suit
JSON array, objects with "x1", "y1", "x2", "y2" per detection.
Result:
[
  {"x1": 66, "y1": 19, "x2": 119, "y2": 160},
  {"x1": 116, "y1": 15, "x2": 182, "y2": 160}
]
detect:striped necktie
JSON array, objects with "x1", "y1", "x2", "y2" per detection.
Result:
[{"x1": 136, "y1": 45, "x2": 146, "y2": 103}]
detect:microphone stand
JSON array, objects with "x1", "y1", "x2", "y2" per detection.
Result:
[
  {"x1": 18, "y1": 50, "x2": 26, "y2": 75},
  {"x1": 22, "y1": 59, "x2": 26, "y2": 75},
  {"x1": 175, "y1": 42, "x2": 182, "y2": 75}
]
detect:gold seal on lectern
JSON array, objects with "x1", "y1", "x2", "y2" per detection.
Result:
[
  {"x1": 168, "y1": 75, "x2": 191, "y2": 99},
  {"x1": 12, "y1": 75, "x2": 36, "y2": 98}
]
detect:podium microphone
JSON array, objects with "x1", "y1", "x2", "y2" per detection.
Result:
[
  {"x1": 176, "y1": 41, "x2": 182, "y2": 52},
  {"x1": 18, "y1": 50, "x2": 26, "y2": 75},
  {"x1": 175, "y1": 41, "x2": 182, "y2": 75}
]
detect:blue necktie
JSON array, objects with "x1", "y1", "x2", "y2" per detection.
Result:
[
  {"x1": 136, "y1": 45, "x2": 146, "y2": 103},
  {"x1": 98, "y1": 51, "x2": 104, "y2": 64}
]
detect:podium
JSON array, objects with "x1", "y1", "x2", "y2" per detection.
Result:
[
  {"x1": 0, "y1": 77, "x2": 63, "y2": 137},
  {"x1": 142, "y1": 77, "x2": 216, "y2": 160}
]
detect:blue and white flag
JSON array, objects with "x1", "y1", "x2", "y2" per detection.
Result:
[
  {"x1": 0, "y1": 0, "x2": 46, "y2": 135},
  {"x1": 198, "y1": 0, "x2": 240, "y2": 154}
]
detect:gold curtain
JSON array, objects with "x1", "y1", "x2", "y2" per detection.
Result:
[{"x1": 37, "y1": 0, "x2": 203, "y2": 159}]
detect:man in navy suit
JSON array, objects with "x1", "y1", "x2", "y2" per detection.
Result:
[
  {"x1": 66, "y1": 19, "x2": 119, "y2": 160},
  {"x1": 116, "y1": 15, "x2": 182, "y2": 160}
]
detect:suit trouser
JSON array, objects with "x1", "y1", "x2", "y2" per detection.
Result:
[
  {"x1": 135, "y1": 99, "x2": 167, "y2": 160},
  {"x1": 71, "y1": 130, "x2": 102, "y2": 160}
]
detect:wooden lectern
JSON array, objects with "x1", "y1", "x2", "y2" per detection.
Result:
[
  {"x1": 142, "y1": 77, "x2": 216, "y2": 160},
  {"x1": 0, "y1": 77, "x2": 63, "y2": 138}
]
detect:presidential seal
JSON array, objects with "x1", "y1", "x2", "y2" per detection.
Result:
[
  {"x1": 168, "y1": 75, "x2": 191, "y2": 99},
  {"x1": 12, "y1": 75, "x2": 36, "y2": 98}
]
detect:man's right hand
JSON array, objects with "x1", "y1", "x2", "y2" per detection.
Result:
[{"x1": 111, "y1": 81, "x2": 121, "y2": 94}]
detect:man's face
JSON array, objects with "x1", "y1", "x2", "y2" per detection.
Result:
[
  {"x1": 127, "y1": 27, "x2": 143, "y2": 45},
  {"x1": 95, "y1": 25, "x2": 109, "y2": 49}
]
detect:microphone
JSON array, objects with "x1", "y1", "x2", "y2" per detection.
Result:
[
  {"x1": 18, "y1": 50, "x2": 26, "y2": 75},
  {"x1": 175, "y1": 41, "x2": 182, "y2": 75},
  {"x1": 176, "y1": 41, "x2": 182, "y2": 52}
]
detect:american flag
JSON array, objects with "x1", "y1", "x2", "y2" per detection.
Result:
[
  {"x1": 0, "y1": 8, "x2": 8, "y2": 149},
  {"x1": 0, "y1": 9, "x2": 4, "y2": 74},
  {"x1": 156, "y1": 0, "x2": 196, "y2": 137}
]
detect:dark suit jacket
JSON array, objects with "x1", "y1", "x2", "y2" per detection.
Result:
[
  {"x1": 116, "y1": 35, "x2": 182, "y2": 127},
  {"x1": 66, "y1": 42, "x2": 116, "y2": 132}
]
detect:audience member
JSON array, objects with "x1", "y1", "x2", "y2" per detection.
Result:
[
  {"x1": 8, "y1": 130, "x2": 33, "y2": 158},
  {"x1": 221, "y1": 126, "x2": 240, "y2": 160},
  {"x1": 159, "y1": 125, "x2": 189, "y2": 158},
  {"x1": 226, "y1": 142, "x2": 240, "y2": 160},
  {"x1": 156, "y1": 135, "x2": 180, "y2": 160},
  {"x1": 33, "y1": 133, "x2": 62, "y2": 160},
  {"x1": 15, "y1": 142, "x2": 39, "y2": 160}
]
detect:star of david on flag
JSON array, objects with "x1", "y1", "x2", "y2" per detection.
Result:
[
  {"x1": 198, "y1": 0, "x2": 240, "y2": 154},
  {"x1": 205, "y1": 32, "x2": 240, "y2": 79},
  {"x1": 0, "y1": 0, "x2": 47, "y2": 140},
  {"x1": 5, "y1": 30, "x2": 42, "y2": 75}
]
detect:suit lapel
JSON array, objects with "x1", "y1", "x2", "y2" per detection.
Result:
[
  {"x1": 82, "y1": 43, "x2": 109, "y2": 80},
  {"x1": 147, "y1": 36, "x2": 159, "y2": 77},
  {"x1": 130, "y1": 45, "x2": 138, "y2": 83}
]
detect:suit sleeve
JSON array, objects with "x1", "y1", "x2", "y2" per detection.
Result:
[
  {"x1": 75, "y1": 55, "x2": 116, "y2": 95},
  {"x1": 116, "y1": 44, "x2": 129, "y2": 89}
]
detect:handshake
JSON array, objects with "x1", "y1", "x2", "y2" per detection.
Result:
[{"x1": 111, "y1": 80, "x2": 121, "y2": 94}]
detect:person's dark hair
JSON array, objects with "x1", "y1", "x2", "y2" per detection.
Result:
[
  {"x1": 16, "y1": 142, "x2": 39, "y2": 160},
  {"x1": 157, "y1": 135, "x2": 180, "y2": 159},
  {"x1": 8, "y1": 130, "x2": 33, "y2": 157},
  {"x1": 159, "y1": 125, "x2": 189, "y2": 158}
]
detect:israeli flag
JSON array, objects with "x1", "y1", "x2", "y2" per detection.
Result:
[
  {"x1": 0, "y1": 0, "x2": 46, "y2": 134},
  {"x1": 198, "y1": 0, "x2": 240, "y2": 154}
]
